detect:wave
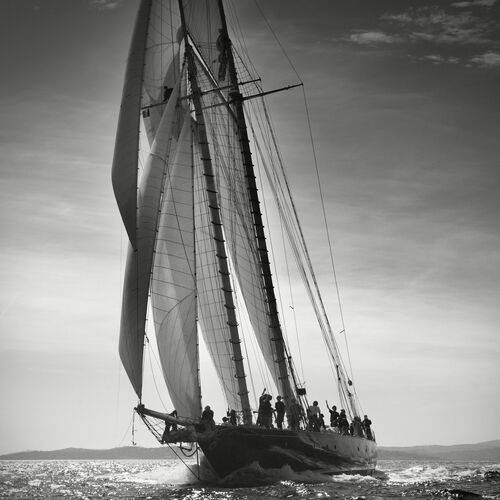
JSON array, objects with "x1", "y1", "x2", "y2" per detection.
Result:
[{"x1": 384, "y1": 462, "x2": 500, "y2": 486}]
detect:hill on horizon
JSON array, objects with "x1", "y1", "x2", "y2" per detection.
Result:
[{"x1": 1, "y1": 439, "x2": 499, "y2": 461}]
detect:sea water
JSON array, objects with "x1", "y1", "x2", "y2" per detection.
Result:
[{"x1": 0, "y1": 459, "x2": 498, "y2": 499}]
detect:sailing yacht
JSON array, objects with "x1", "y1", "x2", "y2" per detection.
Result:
[{"x1": 112, "y1": 0, "x2": 377, "y2": 478}]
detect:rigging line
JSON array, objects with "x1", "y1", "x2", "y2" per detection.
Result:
[
  {"x1": 259, "y1": 95, "x2": 354, "y2": 394},
  {"x1": 252, "y1": 0, "x2": 303, "y2": 84},
  {"x1": 225, "y1": 2, "x2": 258, "y2": 78},
  {"x1": 299, "y1": 83, "x2": 356, "y2": 385},
  {"x1": 165, "y1": 441, "x2": 201, "y2": 480},
  {"x1": 280, "y1": 214, "x2": 305, "y2": 382},
  {"x1": 252, "y1": 102, "x2": 352, "y2": 409},
  {"x1": 116, "y1": 412, "x2": 135, "y2": 447},
  {"x1": 238, "y1": 8, "x2": 357, "y2": 408}
]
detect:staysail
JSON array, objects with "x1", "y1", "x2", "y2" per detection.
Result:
[{"x1": 151, "y1": 110, "x2": 202, "y2": 419}]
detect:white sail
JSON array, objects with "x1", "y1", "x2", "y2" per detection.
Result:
[
  {"x1": 152, "y1": 114, "x2": 201, "y2": 419},
  {"x1": 118, "y1": 76, "x2": 183, "y2": 398},
  {"x1": 142, "y1": 1, "x2": 182, "y2": 145},
  {"x1": 112, "y1": 0, "x2": 152, "y2": 248}
]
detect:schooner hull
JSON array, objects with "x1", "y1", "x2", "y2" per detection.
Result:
[{"x1": 197, "y1": 426, "x2": 377, "y2": 478}]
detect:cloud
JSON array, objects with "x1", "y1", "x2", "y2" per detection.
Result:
[
  {"x1": 89, "y1": 0, "x2": 123, "y2": 11},
  {"x1": 422, "y1": 54, "x2": 460, "y2": 65},
  {"x1": 452, "y1": 0, "x2": 497, "y2": 7},
  {"x1": 346, "y1": 31, "x2": 401, "y2": 45},
  {"x1": 470, "y1": 50, "x2": 500, "y2": 66},
  {"x1": 383, "y1": 9, "x2": 496, "y2": 45}
]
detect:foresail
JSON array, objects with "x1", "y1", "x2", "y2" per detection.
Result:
[
  {"x1": 118, "y1": 75, "x2": 184, "y2": 399},
  {"x1": 152, "y1": 114, "x2": 201, "y2": 419},
  {"x1": 112, "y1": 0, "x2": 152, "y2": 248}
]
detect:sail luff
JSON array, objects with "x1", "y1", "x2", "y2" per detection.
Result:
[
  {"x1": 178, "y1": 0, "x2": 253, "y2": 424},
  {"x1": 112, "y1": 0, "x2": 152, "y2": 249},
  {"x1": 216, "y1": 0, "x2": 296, "y2": 405}
]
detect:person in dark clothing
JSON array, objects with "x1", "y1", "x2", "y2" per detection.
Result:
[
  {"x1": 338, "y1": 409, "x2": 349, "y2": 435},
  {"x1": 227, "y1": 409, "x2": 237, "y2": 426},
  {"x1": 352, "y1": 416, "x2": 364, "y2": 437},
  {"x1": 216, "y1": 28, "x2": 230, "y2": 80},
  {"x1": 362, "y1": 415, "x2": 373, "y2": 440},
  {"x1": 161, "y1": 410, "x2": 177, "y2": 443},
  {"x1": 256, "y1": 392, "x2": 268, "y2": 426},
  {"x1": 326, "y1": 403, "x2": 339, "y2": 428},
  {"x1": 260, "y1": 395, "x2": 273, "y2": 428},
  {"x1": 201, "y1": 405, "x2": 215, "y2": 431},
  {"x1": 274, "y1": 395, "x2": 285, "y2": 430}
]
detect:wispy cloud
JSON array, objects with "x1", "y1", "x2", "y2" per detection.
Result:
[
  {"x1": 345, "y1": 31, "x2": 402, "y2": 45},
  {"x1": 382, "y1": 9, "x2": 496, "y2": 45},
  {"x1": 89, "y1": 0, "x2": 123, "y2": 11},
  {"x1": 452, "y1": 0, "x2": 497, "y2": 7},
  {"x1": 422, "y1": 54, "x2": 460, "y2": 65}
]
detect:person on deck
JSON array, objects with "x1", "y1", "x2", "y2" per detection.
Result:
[
  {"x1": 201, "y1": 405, "x2": 215, "y2": 431},
  {"x1": 227, "y1": 409, "x2": 237, "y2": 426},
  {"x1": 221, "y1": 417, "x2": 231, "y2": 426},
  {"x1": 161, "y1": 410, "x2": 177, "y2": 444},
  {"x1": 256, "y1": 391, "x2": 268, "y2": 426},
  {"x1": 260, "y1": 395, "x2": 273, "y2": 428},
  {"x1": 338, "y1": 409, "x2": 349, "y2": 435},
  {"x1": 326, "y1": 403, "x2": 339, "y2": 428},
  {"x1": 308, "y1": 401, "x2": 321, "y2": 431},
  {"x1": 274, "y1": 395, "x2": 285, "y2": 430},
  {"x1": 362, "y1": 415, "x2": 373, "y2": 440},
  {"x1": 352, "y1": 416, "x2": 364, "y2": 437}
]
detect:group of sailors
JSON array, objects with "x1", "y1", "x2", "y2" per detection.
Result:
[
  {"x1": 164, "y1": 396, "x2": 374, "y2": 441},
  {"x1": 254, "y1": 393, "x2": 374, "y2": 440}
]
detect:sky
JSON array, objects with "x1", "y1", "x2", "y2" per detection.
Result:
[{"x1": 0, "y1": 0, "x2": 499, "y2": 455}]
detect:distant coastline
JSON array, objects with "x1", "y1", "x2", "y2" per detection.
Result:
[{"x1": 1, "y1": 440, "x2": 499, "y2": 461}]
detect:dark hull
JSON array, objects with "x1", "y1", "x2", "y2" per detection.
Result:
[{"x1": 197, "y1": 426, "x2": 377, "y2": 478}]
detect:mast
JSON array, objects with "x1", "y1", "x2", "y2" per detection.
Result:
[
  {"x1": 216, "y1": 0, "x2": 295, "y2": 404},
  {"x1": 177, "y1": 0, "x2": 253, "y2": 424}
]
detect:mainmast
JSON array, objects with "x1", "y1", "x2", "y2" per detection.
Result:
[
  {"x1": 216, "y1": 0, "x2": 296, "y2": 405},
  {"x1": 177, "y1": 0, "x2": 253, "y2": 424}
]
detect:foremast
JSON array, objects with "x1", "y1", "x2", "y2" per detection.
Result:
[{"x1": 178, "y1": 0, "x2": 253, "y2": 425}]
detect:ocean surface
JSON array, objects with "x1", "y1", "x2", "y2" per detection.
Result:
[{"x1": 0, "y1": 458, "x2": 498, "y2": 499}]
